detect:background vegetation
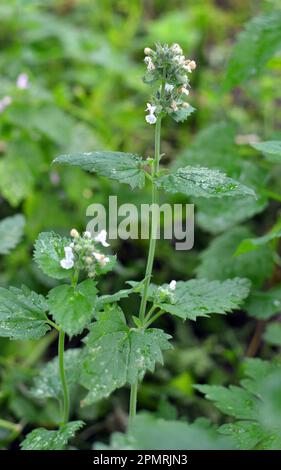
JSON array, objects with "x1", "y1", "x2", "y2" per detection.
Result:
[{"x1": 0, "y1": 0, "x2": 281, "y2": 449}]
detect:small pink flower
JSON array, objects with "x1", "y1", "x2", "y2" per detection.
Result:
[{"x1": 0, "y1": 96, "x2": 12, "y2": 113}]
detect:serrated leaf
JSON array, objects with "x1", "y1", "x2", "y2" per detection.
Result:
[
  {"x1": 31, "y1": 349, "x2": 82, "y2": 401},
  {"x1": 96, "y1": 280, "x2": 144, "y2": 310},
  {"x1": 96, "y1": 414, "x2": 234, "y2": 450},
  {"x1": 244, "y1": 287, "x2": 281, "y2": 320},
  {"x1": 0, "y1": 286, "x2": 50, "y2": 340},
  {"x1": 34, "y1": 232, "x2": 73, "y2": 280},
  {"x1": 20, "y1": 421, "x2": 84, "y2": 450},
  {"x1": 0, "y1": 214, "x2": 25, "y2": 255},
  {"x1": 136, "y1": 278, "x2": 250, "y2": 321},
  {"x1": 251, "y1": 141, "x2": 281, "y2": 163},
  {"x1": 197, "y1": 226, "x2": 274, "y2": 287},
  {"x1": 48, "y1": 280, "x2": 97, "y2": 337},
  {"x1": 195, "y1": 384, "x2": 258, "y2": 420},
  {"x1": 219, "y1": 421, "x2": 268, "y2": 450},
  {"x1": 155, "y1": 166, "x2": 256, "y2": 199},
  {"x1": 171, "y1": 105, "x2": 195, "y2": 123},
  {"x1": 235, "y1": 229, "x2": 281, "y2": 255},
  {"x1": 0, "y1": 155, "x2": 34, "y2": 206},
  {"x1": 80, "y1": 305, "x2": 171, "y2": 405},
  {"x1": 224, "y1": 11, "x2": 281, "y2": 88},
  {"x1": 53, "y1": 151, "x2": 146, "y2": 189},
  {"x1": 263, "y1": 323, "x2": 281, "y2": 346}
]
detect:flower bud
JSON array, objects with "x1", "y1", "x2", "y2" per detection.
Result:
[
  {"x1": 182, "y1": 102, "x2": 190, "y2": 108},
  {"x1": 171, "y1": 101, "x2": 178, "y2": 111},
  {"x1": 144, "y1": 47, "x2": 153, "y2": 55},
  {"x1": 70, "y1": 228, "x2": 80, "y2": 238},
  {"x1": 171, "y1": 43, "x2": 182, "y2": 55}
]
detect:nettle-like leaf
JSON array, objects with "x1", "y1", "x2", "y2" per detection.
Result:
[
  {"x1": 196, "y1": 359, "x2": 281, "y2": 450},
  {"x1": 21, "y1": 421, "x2": 84, "y2": 450},
  {"x1": 133, "y1": 278, "x2": 250, "y2": 321},
  {"x1": 96, "y1": 414, "x2": 234, "y2": 450},
  {"x1": 224, "y1": 11, "x2": 281, "y2": 89},
  {"x1": 0, "y1": 286, "x2": 50, "y2": 340},
  {"x1": 244, "y1": 286, "x2": 281, "y2": 320},
  {"x1": 263, "y1": 323, "x2": 281, "y2": 346},
  {"x1": 34, "y1": 231, "x2": 73, "y2": 280},
  {"x1": 80, "y1": 305, "x2": 171, "y2": 405},
  {"x1": 197, "y1": 226, "x2": 274, "y2": 288},
  {"x1": 155, "y1": 166, "x2": 256, "y2": 199},
  {"x1": 95, "y1": 280, "x2": 145, "y2": 311},
  {"x1": 0, "y1": 214, "x2": 25, "y2": 255},
  {"x1": 251, "y1": 141, "x2": 281, "y2": 163},
  {"x1": 31, "y1": 349, "x2": 82, "y2": 401},
  {"x1": 235, "y1": 228, "x2": 281, "y2": 255},
  {"x1": 171, "y1": 105, "x2": 195, "y2": 123},
  {"x1": 53, "y1": 151, "x2": 146, "y2": 189},
  {"x1": 48, "y1": 280, "x2": 97, "y2": 337}
]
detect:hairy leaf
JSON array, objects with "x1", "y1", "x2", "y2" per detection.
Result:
[
  {"x1": 21, "y1": 421, "x2": 84, "y2": 450},
  {"x1": 251, "y1": 141, "x2": 281, "y2": 163},
  {"x1": 0, "y1": 214, "x2": 25, "y2": 255},
  {"x1": 80, "y1": 305, "x2": 171, "y2": 404},
  {"x1": 48, "y1": 280, "x2": 97, "y2": 337},
  {"x1": 224, "y1": 11, "x2": 281, "y2": 88},
  {"x1": 54, "y1": 151, "x2": 146, "y2": 189},
  {"x1": 31, "y1": 349, "x2": 82, "y2": 401},
  {"x1": 263, "y1": 323, "x2": 281, "y2": 346},
  {"x1": 244, "y1": 287, "x2": 281, "y2": 320},
  {"x1": 0, "y1": 286, "x2": 50, "y2": 340},
  {"x1": 34, "y1": 231, "x2": 73, "y2": 280},
  {"x1": 197, "y1": 226, "x2": 274, "y2": 287},
  {"x1": 155, "y1": 166, "x2": 256, "y2": 199}
]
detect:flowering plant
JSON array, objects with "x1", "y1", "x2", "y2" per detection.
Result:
[{"x1": 0, "y1": 43, "x2": 254, "y2": 450}]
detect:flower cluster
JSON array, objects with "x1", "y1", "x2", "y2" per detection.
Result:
[
  {"x1": 143, "y1": 43, "x2": 196, "y2": 124},
  {"x1": 157, "y1": 280, "x2": 177, "y2": 303},
  {"x1": 60, "y1": 229, "x2": 110, "y2": 278}
]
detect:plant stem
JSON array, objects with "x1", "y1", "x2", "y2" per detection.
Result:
[
  {"x1": 128, "y1": 116, "x2": 162, "y2": 430},
  {"x1": 128, "y1": 381, "x2": 138, "y2": 432},
  {"x1": 0, "y1": 419, "x2": 21, "y2": 433},
  {"x1": 58, "y1": 330, "x2": 70, "y2": 425},
  {"x1": 139, "y1": 116, "x2": 162, "y2": 324}
]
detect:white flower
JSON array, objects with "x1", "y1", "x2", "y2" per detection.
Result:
[
  {"x1": 60, "y1": 246, "x2": 74, "y2": 270},
  {"x1": 165, "y1": 83, "x2": 174, "y2": 93},
  {"x1": 93, "y1": 252, "x2": 110, "y2": 267},
  {"x1": 145, "y1": 102, "x2": 157, "y2": 125},
  {"x1": 0, "y1": 96, "x2": 12, "y2": 113},
  {"x1": 169, "y1": 280, "x2": 177, "y2": 291},
  {"x1": 94, "y1": 229, "x2": 109, "y2": 247},
  {"x1": 184, "y1": 60, "x2": 196, "y2": 73},
  {"x1": 16, "y1": 73, "x2": 29, "y2": 89},
  {"x1": 171, "y1": 43, "x2": 183, "y2": 55},
  {"x1": 83, "y1": 231, "x2": 92, "y2": 239},
  {"x1": 146, "y1": 103, "x2": 156, "y2": 113},
  {"x1": 144, "y1": 56, "x2": 155, "y2": 71},
  {"x1": 145, "y1": 113, "x2": 157, "y2": 124},
  {"x1": 144, "y1": 47, "x2": 153, "y2": 55}
]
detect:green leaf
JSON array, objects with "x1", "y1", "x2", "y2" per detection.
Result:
[
  {"x1": 197, "y1": 226, "x2": 274, "y2": 288},
  {"x1": 0, "y1": 214, "x2": 25, "y2": 255},
  {"x1": 48, "y1": 280, "x2": 97, "y2": 337},
  {"x1": 34, "y1": 232, "x2": 73, "y2": 280},
  {"x1": 195, "y1": 384, "x2": 258, "y2": 420},
  {"x1": 251, "y1": 141, "x2": 281, "y2": 163},
  {"x1": 263, "y1": 323, "x2": 281, "y2": 346},
  {"x1": 0, "y1": 286, "x2": 50, "y2": 340},
  {"x1": 96, "y1": 280, "x2": 144, "y2": 310},
  {"x1": 53, "y1": 151, "x2": 146, "y2": 189},
  {"x1": 224, "y1": 11, "x2": 281, "y2": 88},
  {"x1": 155, "y1": 166, "x2": 256, "y2": 199},
  {"x1": 80, "y1": 305, "x2": 171, "y2": 405},
  {"x1": 244, "y1": 287, "x2": 281, "y2": 320},
  {"x1": 137, "y1": 278, "x2": 250, "y2": 321},
  {"x1": 0, "y1": 155, "x2": 34, "y2": 206},
  {"x1": 20, "y1": 421, "x2": 84, "y2": 450},
  {"x1": 196, "y1": 359, "x2": 281, "y2": 450},
  {"x1": 171, "y1": 105, "x2": 195, "y2": 123},
  {"x1": 235, "y1": 229, "x2": 281, "y2": 255},
  {"x1": 31, "y1": 349, "x2": 82, "y2": 401},
  {"x1": 96, "y1": 414, "x2": 234, "y2": 450}
]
